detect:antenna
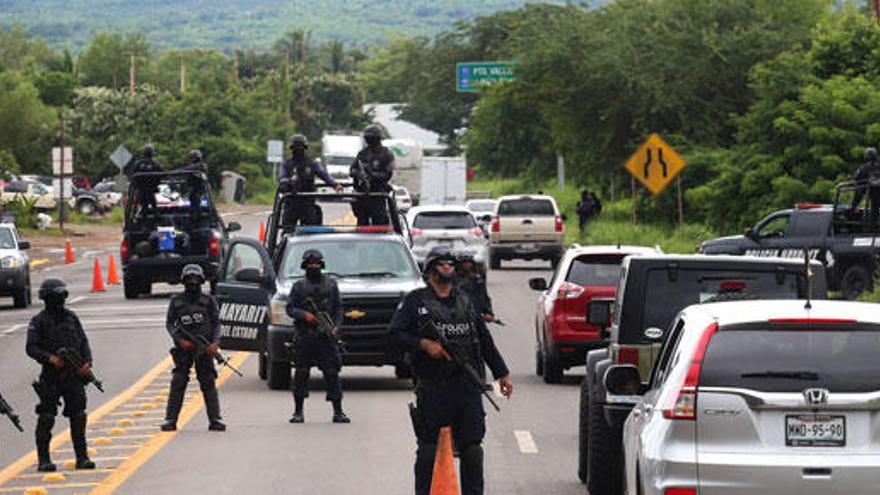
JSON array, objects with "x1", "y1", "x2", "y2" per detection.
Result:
[{"x1": 803, "y1": 247, "x2": 813, "y2": 310}]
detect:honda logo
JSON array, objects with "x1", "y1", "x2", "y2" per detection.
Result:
[{"x1": 803, "y1": 388, "x2": 829, "y2": 406}]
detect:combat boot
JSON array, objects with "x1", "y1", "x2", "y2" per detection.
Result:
[
  {"x1": 160, "y1": 420, "x2": 177, "y2": 432},
  {"x1": 202, "y1": 383, "x2": 225, "y2": 432},
  {"x1": 332, "y1": 400, "x2": 351, "y2": 424},
  {"x1": 35, "y1": 415, "x2": 56, "y2": 472},
  {"x1": 70, "y1": 413, "x2": 95, "y2": 470},
  {"x1": 289, "y1": 398, "x2": 305, "y2": 424}
]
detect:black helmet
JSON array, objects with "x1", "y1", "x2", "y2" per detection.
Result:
[
  {"x1": 866, "y1": 147, "x2": 878, "y2": 161},
  {"x1": 180, "y1": 264, "x2": 206, "y2": 284},
  {"x1": 363, "y1": 125, "x2": 382, "y2": 146},
  {"x1": 187, "y1": 149, "x2": 203, "y2": 163},
  {"x1": 143, "y1": 144, "x2": 155, "y2": 158},
  {"x1": 289, "y1": 134, "x2": 308, "y2": 149},
  {"x1": 423, "y1": 246, "x2": 456, "y2": 274},
  {"x1": 300, "y1": 249, "x2": 325, "y2": 269},
  {"x1": 38, "y1": 278, "x2": 68, "y2": 301}
]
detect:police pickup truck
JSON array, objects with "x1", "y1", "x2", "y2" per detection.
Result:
[
  {"x1": 699, "y1": 183, "x2": 880, "y2": 299},
  {"x1": 215, "y1": 192, "x2": 420, "y2": 389}
]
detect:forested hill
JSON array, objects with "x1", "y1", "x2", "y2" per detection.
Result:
[{"x1": 0, "y1": 0, "x2": 586, "y2": 50}]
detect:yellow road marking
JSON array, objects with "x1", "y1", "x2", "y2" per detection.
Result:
[
  {"x1": 29, "y1": 259, "x2": 50, "y2": 268},
  {"x1": 91, "y1": 351, "x2": 249, "y2": 494}
]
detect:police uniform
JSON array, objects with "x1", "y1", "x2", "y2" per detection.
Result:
[
  {"x1": 26, "y1": 279, "x2": 95, "y2": 471},
  {"x1": 278, "y1": 155, "x2": 337, "y2": 227},
  {"x1": 180, "y1": 154, "x2": 209, "y2": 222},
  {"x1": 163, "y1": 288, "x2": 224, "y2": 430},
  {"x1": 456, "y1": 272, "x2": 494, "y2": 319},
  {"x1": 286, "y1": 268, "x2": 346, "y2": 420},
  {"x1": 389, "y1": 285, "x2": 509, "y2": 495},
  {"x1": 853, "y1": 149, "x2": 880, "y2": 228},
  {"x1": 350, "y1": 145, "x2": 395, "y2": 225},
  {"x1": 131, "y1": 150, "x2": 164, "y2": 213}
]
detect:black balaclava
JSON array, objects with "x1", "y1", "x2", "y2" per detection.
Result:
[
  {"x1": 292, "y1": 147, "x2": 305, "y2": 159},
  {"x1": 184, "y1": 277, "x2": 202, "y2": 297},
  {"x1": 433, "y1": 263, "x2": 455, "y2": 284},
  {"x1": 44, "y1": 293, "x2": 66, "y2": 316},
  {"x1": 305, "y1": 265, "x2": 322, "y2": 282}
]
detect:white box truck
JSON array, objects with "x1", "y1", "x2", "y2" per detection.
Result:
[
  {"x1": 321, "y1": 133, "x2": 363, "y2": 186},
  {"x1": 420, "y1": 156, "x2": 467, "y2": 206},
  {"x1": 384, "y1": 138, "x2": 423, "y2": 204}
]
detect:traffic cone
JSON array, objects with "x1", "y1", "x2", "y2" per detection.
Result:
[
  {"x1": 91, "y1": 259, "x2": 106, "y2": 293},
  {"x1": 258, "y1": 221, "x2": 266, "y2": 243},
  {"x1": 430, "y1": 426, "x2": 460, "y2": 495},
  {"x1": 64, "y1": 240, "x2": 75, "y2": 264},
  {"x1": 107, "y1": 255, "x2": 120, "y2": 285}
]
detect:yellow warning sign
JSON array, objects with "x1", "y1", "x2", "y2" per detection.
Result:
[{"x1": 624, "y1": 133, "x2": 686, "y2": 195}]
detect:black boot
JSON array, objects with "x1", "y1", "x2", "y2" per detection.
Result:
[
  {"x1": 35, "y1": 414, "x2": 56, "y2": 472},
  {"x1": 202, "y1": 383, "x2": 225, "y2": 432},
  {"x1": 332, "y1": 400, "x2": 350, "y2": 424},
  {"x1": 289, "y1": 397, "x2": 305, "y2": 424},
  {"x1": 160, "y1": 420, "x2": 177, "y2": 432},
  {"x1": 70, "y1": 413, "x2": 95, "y2": 470},
  {"x1": 162, "y1": 364, "x2": 188, "y2": 432}
]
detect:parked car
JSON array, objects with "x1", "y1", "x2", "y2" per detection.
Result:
[
  {"x1": 610, "y1": 299, "x2": 880, "y2": 495},
  {"x1": 0, "y1": 181, "x2": 66, "y2": 210},
  {"x1": 393, "y1": 185, "x2": 413, "y2": 212},
  {"x1": 407, "y1": 205, "x2": 488, "y2": 272},
  {"x1": 71, "y1": 175, "x2": 91, "y2": 190},
  {"x1": 489, "y1": 194, "x2": 565, "y2": 269},
  {"x1": 528, "y1": 245, "x2": 660, "y2": 383},
  {"x1": 465, "y1": 199, "x2": 497, "y2": 237},
  {"x1": 0, "y1": 223, "x2": 31, "y2": 308}
]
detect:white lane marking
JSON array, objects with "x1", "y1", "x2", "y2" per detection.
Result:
[
  {"x1": 68, "y1": 296, "x2": 87, "y2": 305},
  {"x1": 492, "y1": 381, "x2": 504, "y2": 398},
  {"x1": 2, "y1": 323, "x2": 24, "y2": 335},
  {"x1": 514, "y1": 430, "x2": 539, "y2": 454}
]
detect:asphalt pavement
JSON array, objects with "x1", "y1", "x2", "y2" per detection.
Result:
[{"x1": 0, "y1": 205, "x2": 588, "y2": 494}]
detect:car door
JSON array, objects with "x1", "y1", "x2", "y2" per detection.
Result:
[
  {"x1": 745, "y1": 211, "x2": 791, "y2": 256},
  {"x1": 216, "y1": 238, "x2": 275, "y2": 352}
]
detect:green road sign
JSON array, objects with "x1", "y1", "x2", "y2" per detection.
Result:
[{"x1": 456, "y1": 62, "x2": 518, "y2": 92}]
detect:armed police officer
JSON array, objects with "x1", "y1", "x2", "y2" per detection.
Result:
[
  {"x1": 26, "y1": 278, "x2": 96, "y2": 472},
  {"x1": 130, "y1": 144, "x2": 164, "y2": 214},
  {"x1": 455, "y1": 251, "x2": 496, "y2": 324},
  {"x1": 279, "y1": 134, "x2": 343, "y2": 228},
  {"x1": 389, "y1": 246, "x2": 513, "y2": 495},
  {"x1": 350, "y1": 125, "x2": 395, "y2": 226},
  {"x1": 286, "y1": 249, "x2": 350, "y2": 424},
  {"x1": 180, "y1": 149, "x2": 209, "y2": 222},
  {"x1": 853, "y1": 146, "x2": 880, "y2": 229},
  {"x1": 161, "y1": 264, "x2": 226, "y2": 432}
]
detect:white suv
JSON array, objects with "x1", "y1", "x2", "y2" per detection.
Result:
[{"x1": 489, "y1": 194, "x2": 565, "y2": 269}]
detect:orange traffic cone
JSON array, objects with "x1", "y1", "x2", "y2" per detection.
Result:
[
  {"x1": 430, "y1": 426, "x2": 460, "y2": 495},
  {"x1": 107, "y1": 255, "x2": 120, "y2": 285},
  {"x1": 258, "y1": 221, "x2": 266, "y2": 243},
  {"x1": 91, "y1": 259, "x2": 106, "y2": 292},
  {"x1": 64, "y1": 240, "x2": 75, "y2": 264}
]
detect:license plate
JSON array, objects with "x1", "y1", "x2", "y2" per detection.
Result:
[
  {"x1": 785, "y1": 414, "x2": 846, "y2": 447},
  {"x1": 518, "y1": 243, "x2": 537, "y2": 251}
]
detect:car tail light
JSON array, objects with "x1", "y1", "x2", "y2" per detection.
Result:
[
  {"x1": 491, "y1": 217, "x2": 500, "y2": 233},
  {"x1": 468, "y1": 228, "x2": 483, "y2": 237},
  {"x1": 410, "y1": 228, "x2": 423, "y2": 236},
  {"x1": 555, "y1": 216, "x2": 564, "y2": 232},
  {"x1": 208, "y1": 233, "x2": 220, "y2": 258},
  {"x1": 617, "y1": 346, "x2": 639, "y2": 366},
  {"x1": 663, "y1": 322, "x2": 719, "y2": 421},
  {"x1": 665, "y1": 489, "x2": 697, "y2": 495},
  {"x1": 556, "y1": 282, "x2": 584, "y2": 299},
  {"x1": 120, "y1": 237, "x2": 130, "y2": 261}
]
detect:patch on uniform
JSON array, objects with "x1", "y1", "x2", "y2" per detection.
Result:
[{"x1": 418, "y1": 307, "x2": 429, "y2": 315}]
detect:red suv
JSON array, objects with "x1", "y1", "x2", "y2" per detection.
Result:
[{"x1": 528, "y1": 245, "x2": 659, "y2": 383}]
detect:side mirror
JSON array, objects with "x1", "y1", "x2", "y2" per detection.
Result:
[
  {"x1": 226, "y1": 222, "x2": 242, "y2": 233},
  {"x1": 528, "y1": 277, "x2": 548, "y2": 291},
  {"x1": 17, "y1": 241, "x2": 30, "y2": 250},
  {"x1": 235, "y1": 268, "x2": 264, "y2": 284},
  {"x1": 603, "y1": 364, "x2": 642, "y2": 396},
  {"x1": 587, "y1": 299, "x2": 612, "y2": 328},
  {"x1": 744, "y1": 227, "x2": 758, "y2": 241}
]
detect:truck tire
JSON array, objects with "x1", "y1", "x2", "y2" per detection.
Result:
[
  {"x1": 587, "y1": 390, "x2": 623, "y2": 495},
  {"x1": 123, "y1": 273, "x2": 140, "y2": 299},
  {"x1": 542, "y1": 346, "x2": 564, "y2": 384},
  {"x1": 535, "y1": 345, "x2": 544, "y2": 377},
  {"x1": 77, "y1": 199, "x2": 96, "y2": 216},
  {"x1": 577, "y1": 377, "x2": 590, "y2": 484},
  {"x1": 841, "y1": 264, "x2": 872, "y2": 300},
  {"x1": 258, "y1": 352, "x2": 268, "y2": 380},
  {"x1": 267, "y1": 360, "x2": 291, "y2": 390}
]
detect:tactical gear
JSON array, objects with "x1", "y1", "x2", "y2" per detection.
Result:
[
  {"x1": 71, "y1": 413, "x2": 94, "y2": 469},
  {"x1": 363, "y1": 125, "x2": 382, "y2": 145},
  {"x1": 423, "y1": 246, "x2": 457, "y2": 274},
  {"x1": 160, "y1": 420, "x2": 177, "y2": 431},
  {"x1": 300, "y1": 249, "x2": 325, "y2": 269},
  {"x1": 38, "y1": 278, "x2": 68, "y2": 301},
  {"x1": 456, "y1": 251, "x2": 477, "y2": 263},
  {"x1": 188, "y1": 149, "x2": 203, "y2": 163},
  {"x1": 171, "y1": 293, "x2": 213, "y2": 340},
  {"x1": 332, "y1": 402, "x2": 351, "y2": 424},
  {"x1": 36, "y1": 414, "x2": 55, "y2": 472},
  {"x1": 180, "y1": 264, "x2": 206, "y2": 284},
  {"x1": 289, "y1": 134, "x2": 309, "y2": 149},
  {"x1": 143, "y1": 144, "x2": 155, "y2": 158}
]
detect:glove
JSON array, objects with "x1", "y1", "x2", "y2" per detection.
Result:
[{"x1": 179, "y1": 339, "x2": 196, "y2": 352}]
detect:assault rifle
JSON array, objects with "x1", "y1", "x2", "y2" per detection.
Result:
[
  {"x1": 58, "y1": 347, "x2": 104, "y2": 393},
  {"x1": 0, "y1": 392, "x2": 23, "y2": 432},
  {"x1": 303, "y1": 298, "x2": 345, "y2": 349},
  {"x1": 352, "y1": 158, "x2": 371, "y2": 192},
  {"x1": 419, "y1": 320, "x2": 501, "y2": 413},
  {"x1": 175, "y1": 325, "x2": 244, "y2": 377}
]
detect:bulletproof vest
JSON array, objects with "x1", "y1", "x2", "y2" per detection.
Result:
[
  {"x1": 357, "y1": 147, "x2": 392, "y2": 190},
  {"x1": 419, "y1": 289, "x2": 480, "y2": 362},
  {"x1": 294, "y1": 276, "x2": 333, "y2": 329},
  {"x1": 284, "y1": 158, "x2": 315, "y2": 192},
  {"x1": 171, "y1": 294, "x2": 212, "y2": 338},
  {"x1": 38, "y1": 310, "x2": 84, "y2": 356}
]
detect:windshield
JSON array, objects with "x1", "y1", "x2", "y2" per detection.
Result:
[
  {"x1": 324, "y1": 155, "x2": 354, "y2": 167},
  {"x1": 282, "y1": 239, "x2": 418, "y2": 279},
  {"x1": 498, "y1": 198, "x2": 555, "y2": 216},
  {"x1": 0, "y1": 229, "x2": 14, "y2": 249},
  {"x1": 467, "y1": 201, "x2": 496, "y2": 212},
  {"x1": 566, "y1": 255, "x2": 624, "y2": 286},
  {"x1": 701, "y1": 328, "x2": 880, "y2": 392},
  {"x1": 413, "y1": 212, "x2": 476, "y2": 230}
]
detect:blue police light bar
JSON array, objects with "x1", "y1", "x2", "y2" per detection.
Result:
[{"x1": 293, "y1": 226, "x2": 393, "y2": 235}]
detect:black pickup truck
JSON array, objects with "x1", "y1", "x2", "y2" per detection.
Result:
[{"x1": 699, "y1": 181, "x2": 880, "y2": 299}]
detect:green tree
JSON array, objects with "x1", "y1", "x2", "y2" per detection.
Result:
[{"x1": 0, "y1": 71, "x2": 56, "y2": 172}]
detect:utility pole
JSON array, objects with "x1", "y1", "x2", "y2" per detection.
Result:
[
  {"x1": 873, "y1": 0, "x2": 880, "y2": 24},
  {"x1": 129, "y1": 53, "x2": 136, "y2": 94},
  {"x1": 284, "y1": 48, "x2": 290, "y2": 82},
  {"x1": 58, "y1": 113, "x2": 65, "y2": 232},
  {"x1": 232, "y1": 49, "x2": 240, "y2": 83},
  {"x1": 180, "y1": 52, "x2": 187, "y2": 93}
]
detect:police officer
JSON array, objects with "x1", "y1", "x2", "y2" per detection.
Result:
[
  {"x1": 350, "y1": 125, "x2": 395, "y2": 226},
  {"x1": 286, "y1": 249, "x2": 350, "y2": 424},
  {"x1": 853, "y1": 146, "x2": 880, "y2": 229},
  {"x1": 455, "y1": 251, "x2": 495, "y2": 323},
  {"x1": 131, "y1": 144, "x2": 164, "y2": 214},
  {"x1": 161, "y1": 264, "x2": 226, "y2": 432},
  {"x1": 181, "y1": 149, "x2": 209, "y2": 222},
  {"x1": 279, "y1": 135, "x2": 343, "y2": 228},
  {"x1": 389, "y1": 246, "x2": 513, "y2": 495},
  {"x1": 26, "y1": 278, "x2": 95, "y2": 472}
]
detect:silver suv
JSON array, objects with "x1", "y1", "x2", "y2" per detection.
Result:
[
  {"x1": 0, "y1": 223, "x2": 31, "y2": 308},
  {"x1": 607, "y1": 299, "x2": 880, "y2": 495}
]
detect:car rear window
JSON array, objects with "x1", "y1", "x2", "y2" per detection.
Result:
[
  {"x1": 639, "y1": 268, "x2": 804, "y2": 340},
  {"x1": 701, "y1": 329, "x2": 880, "y2": 392},
  {"x1": 566, "y1": 255, "x2": 623, "y2": 286},
  {"x1": 497, "y1": 198, "x2": 555, "y2": 216},
  {"x1": 413, "y1": 212, "x2": 475, "y2": 229}
]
